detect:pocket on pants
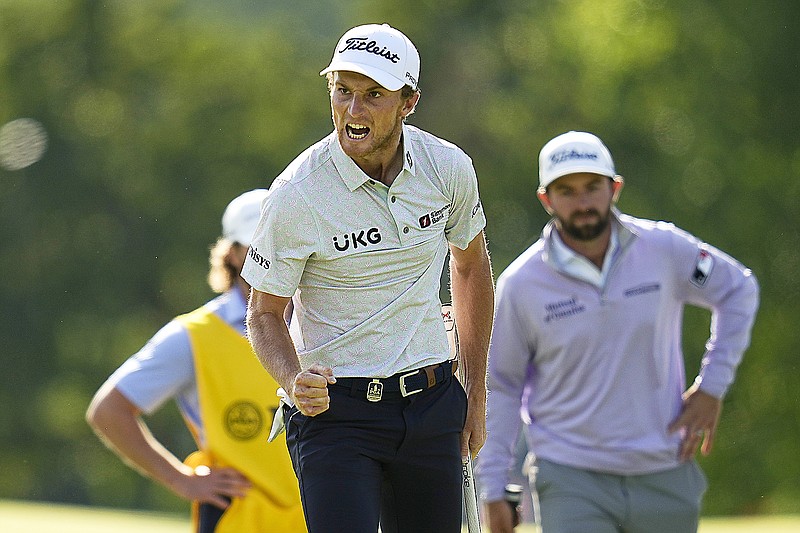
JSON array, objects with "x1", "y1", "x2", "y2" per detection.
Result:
[
  {"x1": 284, "y1": 405, "x2": 310, "y2": 477},
  {"x1": 453, "y1": 377, "x2": 468, "y2": 429},
  {"x1": 530, "y1": 457, "x2": 550, "y2": 494}
]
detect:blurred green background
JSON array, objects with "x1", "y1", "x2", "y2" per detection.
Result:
[{"x1": 1, "y1": 0, "x2": 797, "y2": 519}]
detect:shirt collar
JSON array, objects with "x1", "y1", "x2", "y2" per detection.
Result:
[
  {"x1": 543, "y1": 210, "x2": 624, "y2": 273},
  {"x1": 545, "y1": 225, "x2": 618, "y2": 288},
  {"x1": 330, "y1": 124, "x2": 418, "y2": 192},
  {"x1": 550, "y1": 224, "x2": 619, "y2": 264}
]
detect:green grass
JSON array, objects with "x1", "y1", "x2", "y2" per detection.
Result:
[
  {"x1": 512, "y1": 515, "x2": 800, "y2": 533},
  {"x1": 0, "y1": 500, "x2": 190, "y2": 533},
  {"x1": 1, "y1": 499, "x2": 799, "y2": 533}
]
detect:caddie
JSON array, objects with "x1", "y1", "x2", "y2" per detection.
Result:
[{"x1": 87, "y1": 189, "x2": 306, "y2": 533}]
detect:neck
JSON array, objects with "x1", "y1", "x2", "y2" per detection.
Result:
[
  {"x1": 353, "y1": 130, "x2": 405, "y2": 186},
  {"x1": 356, "y1": 146, "x2": 404, "y2": 186},
  {"x1": 235, "y1": 277, "x2": 251, "y2": 303}
]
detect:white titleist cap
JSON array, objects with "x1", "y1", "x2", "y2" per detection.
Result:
[
  {"x1": 538, "y1": 131, "x2": 616, "y2": 189},
  {"x1": 221, "y1": 189, "x2": 269, "y2": 246},
  {"x1": 320, "y1": 23, "x2": 420, "y2": 91}
]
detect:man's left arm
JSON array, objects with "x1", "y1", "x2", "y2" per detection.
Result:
[
  {"x1": 449, "y1": 231, "x2": 495, "y2": 459},
  {"x1": 668, "y1": 231, "x2": 760, "y2": 459}
]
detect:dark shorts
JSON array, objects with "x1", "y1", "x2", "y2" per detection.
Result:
[
  {"x1": 196, "y1": 499, "x2": 228, "y2": 533},
  {"x1": 285, "y1": 371, "x2": 467, "y2": 533}
]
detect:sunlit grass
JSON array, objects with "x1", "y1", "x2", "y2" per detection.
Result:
[
  {"x1": 2, "y1": 499, "x2": 798, "y2": 533},
  {"x1": 0, "y1": 500, "x2": 190, "y2": 533},
  {"x1": 507, "y1": 515, "x2": 800, "y2": 533}
]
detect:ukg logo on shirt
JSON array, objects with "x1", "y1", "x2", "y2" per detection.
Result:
[{"x1": 333, "y1": 227, "x2": 382, "y2": 252}]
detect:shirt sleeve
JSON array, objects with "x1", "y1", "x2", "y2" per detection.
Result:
[
  {"x1": 444, "y1": 150, "x2": 486, "y2": 250},
  {"x1": 106, "y1": 320, "x2": 195, "y2": 415},
  {"x1": 241, "y1": 181, "x2": 319, "y2": 297},
  {"x1": 668, "y1": 224, "x2": 760, "y2": 398},
  {"x1": 475, "y1": 271, "x2": 533, "y2": 502}
]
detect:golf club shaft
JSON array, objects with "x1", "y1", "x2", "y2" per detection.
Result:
[{"x1": 463, "y1": 455, "x2": 482, "y2": 532}]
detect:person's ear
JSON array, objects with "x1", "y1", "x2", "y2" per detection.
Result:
[
  {"x1": 401, "y1": 92, "x2": 420, "y2": 118},
  {"x1": 611, "y1": 175, "x2": 624, "y2": 203},
  {"x1": 537, "y1": 188, "x2": 554, "y2": 215}
]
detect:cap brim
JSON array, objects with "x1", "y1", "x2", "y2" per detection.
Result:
[
  {"x1": 541, "y1": 166, "x2": 616, "y2": 188},
  {"x1": 320, "y1": 61, "x2": 406, "y2": 91}
]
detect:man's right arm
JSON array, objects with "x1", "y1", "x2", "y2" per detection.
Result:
[
  {"x1": 476, "y1": 272, "x2": 531, "y2": 532},
  {"x1": 85, "y1": 383, "x2": 249, "y2": 508},
  {"x1": 246, "y1": 289, "x2": 335, "y2": 416}
]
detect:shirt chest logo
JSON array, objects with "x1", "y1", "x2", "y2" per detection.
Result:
[
  {"x1": 333, "y1": 227, "x2": 382, "y2": 252},
  {"x1": 419, "y1": 204, "x2": 450, "y2": 228},
  {"x1": 624, "y1": 283, "x2": 661, "y2": 297},
  {"x1": 544, "y1": 297, "x2": 586, "y2": 323}
]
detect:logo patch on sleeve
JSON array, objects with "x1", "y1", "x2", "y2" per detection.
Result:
[
  {"x1": 248, "y1": 246, "x2": 271, "y2": 270},
  {"x1": 691, "y1": 250, "x2": 714, "y2": 287}
]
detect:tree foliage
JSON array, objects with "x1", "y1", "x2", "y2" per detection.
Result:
[{"x1": 1, "y1": 0, "x2": 797, "y2": 516}]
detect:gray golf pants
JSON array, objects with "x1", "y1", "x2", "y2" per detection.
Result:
[{"x1": 531, "y1": 458, "x2": 707, "y2": 533}]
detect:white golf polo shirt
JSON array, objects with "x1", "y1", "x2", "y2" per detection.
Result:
[{"x1": 242, "y1": 124, "x2": 486, "y2": 378}]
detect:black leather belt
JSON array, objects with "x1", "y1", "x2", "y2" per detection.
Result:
[{"x1": 333, "y1": 360, "x2": 458, "y2": 402}]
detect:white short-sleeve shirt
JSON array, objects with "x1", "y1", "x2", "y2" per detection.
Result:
[{"x1": 242, "y1": 124, "x2": 486, "y2": 378}]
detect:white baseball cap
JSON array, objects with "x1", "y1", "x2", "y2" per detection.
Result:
[
  {"x1": 221, "y1": 189, "x2": 269, "y2": 246},
  {"x1": 320, "y1": 23, "x2": 420, "y2": 91},
  {"x1": 538, "y1": 131, "x2": 616, "y2": 189}
]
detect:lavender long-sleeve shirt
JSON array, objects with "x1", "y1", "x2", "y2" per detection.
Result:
[{"x1": 476, "y1": 211, "x2": 759, "y2": 502}]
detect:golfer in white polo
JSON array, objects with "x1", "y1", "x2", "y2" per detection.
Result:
[{"x1": 242, "y1": 23, "x2": 494, "y2": 533}]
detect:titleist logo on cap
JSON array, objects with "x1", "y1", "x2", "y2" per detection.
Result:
[
  {"x1": 339, "y1": 37, "x2": 401, "y2": 64},
  {"x1": 549, "y1": 149, "x2": 599, "y2": 166}
]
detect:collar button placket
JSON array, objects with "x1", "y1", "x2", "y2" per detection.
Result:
[{"x1": 387, "y1": 192, "x2": 406, "y2": 242}]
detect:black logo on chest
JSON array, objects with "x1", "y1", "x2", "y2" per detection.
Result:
[{"x1": 333, "y1": 227, "x2": 382, "y2": 252}]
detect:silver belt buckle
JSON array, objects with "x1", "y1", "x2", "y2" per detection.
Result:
[
  {"x1": 366, "y1": 379, "x2": 384, "y2": 402},
  {"x1": 399, "y1": 369, "x2": 424, "y2": 397}
]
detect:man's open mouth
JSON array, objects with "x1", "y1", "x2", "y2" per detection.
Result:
[{"x1": 346, "y1": 123, "x2": 370, "y2": 140}]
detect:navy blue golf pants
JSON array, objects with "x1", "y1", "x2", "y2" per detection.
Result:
[{"x1": 285, "y1": 373, "x2": 467, "y2": 533}]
